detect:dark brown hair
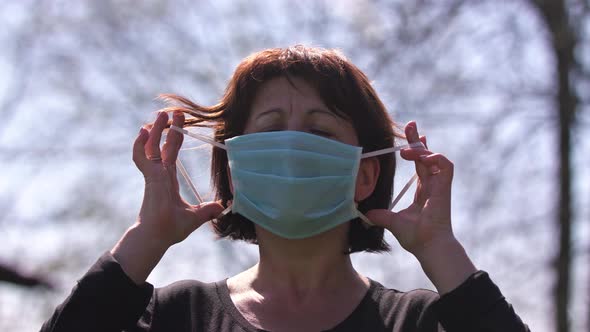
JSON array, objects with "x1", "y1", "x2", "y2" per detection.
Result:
[{"x1": 161, "y1": 45, "x2": 402, "y2": 253}]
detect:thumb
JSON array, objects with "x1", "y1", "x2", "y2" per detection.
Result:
[
  {"x1": 365, "y1": 209, "x2": 404, "y2": 238},
  {"x1": 192, "y1": 201, "x2": 225, "y2": 224}
]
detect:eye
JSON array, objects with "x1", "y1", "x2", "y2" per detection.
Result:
[
  {"x1": 258, "y1": 123, "x2": 284, "y2": 132},
  {"x1": 260, "y1": 127, "x2": 282, "y2": 133},
  {"x1": 310, "y1": 129, "x2": 334, "y2": 138}
]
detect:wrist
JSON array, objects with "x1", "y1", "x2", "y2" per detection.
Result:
[
  {"x1": 110, "y1": 222, "x2": 171, "y2": 284},
  {"x1": 414, "y1": 235, "x2": 477, "y2": 295},
  {"x1": 130, "y1": 221, "x2": 175, "y2": 250},
  {"x1": 412, "y1": 233, "x2": 461, "y2": 262}
]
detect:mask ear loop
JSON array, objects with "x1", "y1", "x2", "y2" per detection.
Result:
[
  {"x1": 170, "y1": 125, "x2": 227, "y2": 150},
  {"x1": 358, "y1": 141, "x2": 424, "y2": 228},
  {"x1": 388, "y1": 174, "x2": 418, "y2": 210},
  {"x1": 360, "y1": 141, "x2": 424, "y2": 158},
  {"x1": 170, "y1": 125, "x2": 232, "y2": 220},
  {"x1": 176, "y1": 158, "x2": 203, "y2": 204}
]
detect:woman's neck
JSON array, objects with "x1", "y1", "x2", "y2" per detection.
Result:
[
  {"x1": 247, "y1": 224, "x2": 367, "y2": 303},
  {"x1": 226, "y1": 224, "x2": 371, "y2": 331}
]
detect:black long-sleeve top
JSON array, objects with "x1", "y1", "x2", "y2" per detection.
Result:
[{"x1": 41, "y1": 253, "x2": 530, "y2": 332}]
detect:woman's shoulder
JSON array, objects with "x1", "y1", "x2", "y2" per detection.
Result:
[
  {"x1": 154, "y1": 278, "x2": 223, "y2": 304},
  {"x1": 141, "y1": 279, "x2": 231, "y2": 330},
  {"x1": 364, "y1": 279, "x2": 440, "y2": 325},
  {"x1": 369, "y1": 278, "x2": 439, "y2": 306}
]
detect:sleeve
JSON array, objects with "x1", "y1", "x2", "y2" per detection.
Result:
[
  {"x1": 40, "y1": 252, "x2": 154, "y2": 332},
  {"x1": 432, "y1": 271, "x2": 530, "y2": 332}
]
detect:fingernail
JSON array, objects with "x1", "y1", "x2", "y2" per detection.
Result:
[{"x1": 431, "y1": 165, "x2": 440, "y2": 174}]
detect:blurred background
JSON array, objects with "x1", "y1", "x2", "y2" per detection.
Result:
[{"x1": 0, "y1": 0, "x2": 588, "y2": 331}]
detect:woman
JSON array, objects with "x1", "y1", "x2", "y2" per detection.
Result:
[{"x1": 42, "y1": 46, "x2": 529, "y2": 331}]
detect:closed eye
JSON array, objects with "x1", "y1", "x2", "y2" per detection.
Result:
[
  {"x1": 310, "y1": 129, "x2": 334, "y2": 138},
  {"x1": 259, "y1": 125, "x2": 284, "y2": 132}
]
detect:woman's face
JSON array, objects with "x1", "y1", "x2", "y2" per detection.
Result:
[
  {"x1": 241, "y1": 74, "x2": 378, "y2": 201},
  {"x1": 243, "y1": 76, "x2": 359, "y2": 146},
  {"x1": 237, "y1": 75, "x2": 379, "y2": 243}
]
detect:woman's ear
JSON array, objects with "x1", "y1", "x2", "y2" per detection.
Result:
[{"x1": 355, "y1": 157, "x2": 380, "y2": 202}]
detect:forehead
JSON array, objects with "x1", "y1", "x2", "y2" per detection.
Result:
[
  {"x1": 251, "y1": 76, "x2": 324, "y2": 108},
  {"x1": 244, "y1": 75, "x2": 359, "y2": 145}
]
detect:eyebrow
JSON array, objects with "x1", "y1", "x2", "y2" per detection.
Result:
[
  {"x1": 255, "y1": 108, "x2": 342, "y2": 121},
  {"x1": 255, "y1": 108, "x2": 284, "y2": 120},
  {"x1": 307, "y1": 108, "x2": 340, "y2": 120}
]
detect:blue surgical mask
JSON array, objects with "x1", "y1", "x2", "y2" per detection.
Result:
[{"x1": 170, "y1": 126, "x2": 422, "y2": 239}]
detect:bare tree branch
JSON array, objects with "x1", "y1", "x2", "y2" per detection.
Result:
[{"x1": 0, "y1": 263, "x2": 53, "y2": 289}]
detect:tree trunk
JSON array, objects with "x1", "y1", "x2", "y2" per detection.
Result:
[{"x1": 530, "y1": 1, "x2": 577, "y2": 331}]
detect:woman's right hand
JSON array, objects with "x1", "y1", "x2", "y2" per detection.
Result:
[
  {"x1": 111, "y1": 111, "x2": 223, "y2": 284},
  {"x1": 132, "y1": 110, "x2": 224, "y2": 247}
]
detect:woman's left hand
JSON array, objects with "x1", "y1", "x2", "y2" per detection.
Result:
[
  {"x1": 366, "y1": 121, "x2": 455, "y2": 256},
  {"x1": 366, "y1": 121, "x2": 476, "y2": 294}
]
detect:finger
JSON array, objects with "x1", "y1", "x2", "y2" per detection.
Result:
[
  {"x1": 365, "y1": 209, "x2": 412, "y2": 242},
  {"x1": 193, "y1": 201, "x2": 225, "y2": 224},
  {"x1": 132, "y1": 127, "x2": 150, "y2": 172},
  {"x1": 419, "y1": 153, "x2": 452, "y2": 168},
  {"x1": 145, "y1": 111, "x2": 168, "y2": 161},
  {"x1": 162, "y1": 111, "x2": 185, "y2": 166},
  {"x1": 405, "y1": 121, "x2": 421, "y2": 144},
  {"x1": 418, "y1": 154, "x2": 453, "y2": 213},
  {"x1": 419, "y1": 153, "x2": 454, "y2": 178},
  {"x1": 400, "y1": 147, "x2": 433, "y2": 161},
  {"x1": 400, "y1": 121, "x2": 430, "y2": 161},
  {"x1": 162, "y1": 112, "x2": 184, "y2": 165},
  {"x1": 420, "y1": 135, "x2": 428, "y2": 149},
  {"x1": 402, "y1": 122, "x2": 432, "y2": 207},
  {"x1": 364, "y1": 209, "x2": 396, "y2": 230},
  {"x1": 400, "y1": 144, "x2": 434, "y2": 196}
]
